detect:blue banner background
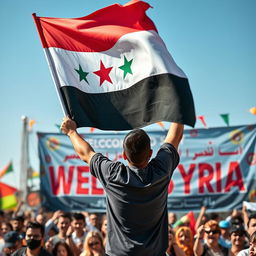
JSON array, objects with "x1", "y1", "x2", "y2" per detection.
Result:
[{"x1": 38, "y1": 124, "x2": 256, "y2": 212}]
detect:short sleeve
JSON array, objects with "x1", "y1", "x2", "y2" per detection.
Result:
[
  {"x1": 149, "y1": 143, "x2": 180, "y2": 178},
  {"x1": 90, "y1": 153, "x2": 123, "y2": 187}
]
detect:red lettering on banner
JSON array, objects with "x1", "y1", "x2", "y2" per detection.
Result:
[
  {"x1": 224, "y1": 161, "x2": 245, "y2": 192},
  {"x1": 48, "y1": 161, "x2": 245, "y2": 196},
  {"x1": 76, "y1": 166, "x2": 89, "y2": 194},
  {"x1": 49, "y1": 166, "x2": 74, "y2": 195},
  {"x1": 92, "y1": 176, "x2": 104, "y2": 195},
  {"x1": 199, "y1": 163, "x2": 214, "y2": 193},
  {"x1": 178, "y1": 164, "x2": 196, "y2": 194},
  {"x1": 215, "y1": 162, "x2": 222, "y2": 192}
]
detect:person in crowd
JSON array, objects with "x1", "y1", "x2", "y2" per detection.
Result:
[
  {"x1": 209, "y1": 213, "x2": 221, "y2": 223},
  {"x1": 1, "y1": 223, "x2": 13, "y2": 236},
  {"x1": 225, "y1": 209, "x2": 244, "y2": 229},
  {"x1": 80, "y1": 231, "x2": 105, "y2": 256},
  {"x1": 169, "y1": 213, "x2": 177, "y2": 226},
  {"x1": 71, "y1": 213, "x2": 87, "y2": 252},
  {"x1": 2, "y1": 231, "x2": 23, "y2": 256},
  {"x1": 229, "y1": 225, "x2": 247, "y2": 256},
  {"x1": 10, "y1": 216, "x2": 25, "y2": 238},
  {"x1": 23, "y1": 211, "x2": 33, "y2": 228},
  {"x1": 48, "y1": 227, "x2": 59, "y2": 240},
  {"x1": 88, "y1": 214, "x2": 101, "y2": 231},
  {"x1": 218, "y1": 220, "x2": 232, "y2": 248},
  {"x1": 194, "y1": 220, "x2": 229, "y2": 256},
  {"x1": 100, "y1": 215, "x2": 107, "y2": 247},
  {"x1": 0, "y1": 222, "x2": 13, "y2": 252},
  {"x1": 12, "y1": 221, "x2": 52, "y2": 256},
  {"x1": 249, "y1": 231, "x2": 256, "y2": 256},
  {"x1": 235, "y1": 213, "x2": 256, "y2": 256},
  {"x1": 52, "y1": 241, "x2": 74, "y2": 256},
  {"x1": 237, "y1": 231, "x2": 256, "y2": 256},
  {"x1": 175, "y1": 226, "x2": 194, "y2": 256},
  {"x1": 45, "y1": 210, "x2": 64, "y2": 241},
  {"x1": 61, "y1": 117, "x2": 183, "y2": 256},
  {"x1": 35, "y1": 213, "x2": 46, "y2": 226},
  {"x1": 246, "y1": 214, "x2": 256, "y2": 237},
  {"x1": 82, "y1": 213, "x2": 99, "y2": 233},
  {"x1": 166, "y1": 225, "x2": 186, "y2": 256},
  {"x1": 46, "y1": 213, "x2": 79, "y2": 256},
  {"x1": 50, "y1": 213, "x2": 72, "y2": 246}
]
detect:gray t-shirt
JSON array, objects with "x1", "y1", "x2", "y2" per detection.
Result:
[
  {"x1": 237, "y1": 248, "x2": 249, "y2": 256},
  {"x1": 90, "y1": 143, "x2": 179, "y2": 256}
]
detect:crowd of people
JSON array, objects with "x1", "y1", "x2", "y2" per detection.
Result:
[
  {"x1": 1, "y1": 119, "x2": 256, "y2": 255},
  {"x1": 0, "y1": 205, "x2": 256, "y2": 256}
]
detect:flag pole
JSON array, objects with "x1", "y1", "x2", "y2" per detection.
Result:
[
  {"x1": 32, "y1": 13, "x2": 68, "y2": 116},
  {"x1": 20, "y1": 116, "x2": 29, "y2": 202}
]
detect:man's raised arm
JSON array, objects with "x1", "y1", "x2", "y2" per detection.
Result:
[
  {"x1": 164, "y1": 122, "x2": 184, "y2": 150},
  {"x1": 61, "y1": 116, "x2": 96, "y2": 164}
]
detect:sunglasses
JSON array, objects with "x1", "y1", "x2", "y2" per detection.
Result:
[
  {"x1": 205, "y1": 230, "x2": 219, "y2": 235},
  {"x1": 89, "y1": 241, "x2": 100, "y2": 247}
]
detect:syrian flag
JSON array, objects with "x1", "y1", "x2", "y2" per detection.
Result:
[{"x1": 33, "y1": 0, "x2": 196, "y2": 130}]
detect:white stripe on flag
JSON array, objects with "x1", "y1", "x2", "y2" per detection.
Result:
[{"x1": 47, "y1": 30, "x2": 187, "y2": 94}]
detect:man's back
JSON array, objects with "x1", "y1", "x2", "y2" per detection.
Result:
[{"x1": 90, "y1": 143, "x2": 179, "y2": 256}]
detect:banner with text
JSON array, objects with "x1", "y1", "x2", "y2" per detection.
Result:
[{"x1": 38, "y1": 124, "x2": 256, "y2": 212}]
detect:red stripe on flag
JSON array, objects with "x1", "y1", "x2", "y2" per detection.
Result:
[
  {"x1": 0, "y1": 182, "x2": 17, "y2": 197},
  {"x1": 33, "y1": 0, "x2": 157, "y2": 52}
]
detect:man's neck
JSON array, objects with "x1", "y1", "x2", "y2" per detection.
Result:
[
  {"x1": 26, "y1": 247, "x2": 41, "y2": 256},
  {"x1": 58, "y1": 232, "x2": 66, "y2": 239},
  {"x1": 127, "y1": 161, "x2": 148, "y2": 169},
  {"x1": 75, "y1": 230, "x2": 84, "y2": 237}
]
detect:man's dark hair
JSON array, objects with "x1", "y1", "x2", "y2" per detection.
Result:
[
  {"x1": 247, "y1": 213, "x2": 256, "y2": 228},
  {"x1": 72, "y1": 213, "x2": 85, "y2": 222},
  {"x1": 11, "y1": 216, "x2": 24, "y2": 222},
  {"x1": 209, "y1": 212, "x2": 219, "y2": 221},
  {"x1": 59, "y1": 213, "x2": 72, "y2": 221},
  {"x1": 123, "y1": 129, "x2": 151, "y2": 165},
  {"x1": 26, "y1": 222, "x2": 45, "y2": 236}
]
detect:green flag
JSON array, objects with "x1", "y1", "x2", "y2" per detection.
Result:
[
  {"x1": 220, "y1": 114, "x2": 229, "y2": 126},
  {"x1": 55, "y1": 124, "x2": 61, "y2": 131},
  {"x1": 0, "y1": 162, "x2": 13, "y2": 178}
]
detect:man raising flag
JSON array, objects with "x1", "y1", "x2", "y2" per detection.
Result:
[{"x1": 61, "y1": 116, "x2": 184, "y2": 255}]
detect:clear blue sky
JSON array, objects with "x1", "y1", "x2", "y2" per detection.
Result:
[{"x1": 0, "y1": 0, "x2": 255, "y2": 188}]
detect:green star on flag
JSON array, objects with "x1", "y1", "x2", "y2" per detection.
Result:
[
  {"x1": 119, "y1": 56, "x2": 133, "y2": 78},
  {"x1": 75, "y1": 64, "x2": 89, "y2": 84}
]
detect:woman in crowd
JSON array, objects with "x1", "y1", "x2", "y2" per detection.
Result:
[
  {"x1": 167, "y1": 225, "x2": 186, "y2": 256},
  {"x1": 194, "y1": 220, "x2": 229, "y2": 256},
  {"x1": 175, "y1": 226, "x2": 194, "y2": 256},
  {"x1": 80, "y1": 231, "x2": 105, "y2": 256},
  {"x1": 0, "y1": 222, "x2": 13, "y2": 252},
  {"x1": 100, "y1": 215, "x2": 107, "y2": 247},
  {"x1": 52, "y1": 241, "x2": 74, "y2": 256}
]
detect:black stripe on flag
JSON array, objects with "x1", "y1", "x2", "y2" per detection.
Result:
[{"x1": 61, "y1": 73, "x2": 196, "y2": 130}]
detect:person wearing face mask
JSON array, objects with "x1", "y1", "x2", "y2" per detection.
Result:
[
  {"x1": 12, "y1": 222, "x2": 52, "y2": 256},
  {"x1": 2, "y1": 231, "x2": 22, "y2": 256}
]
